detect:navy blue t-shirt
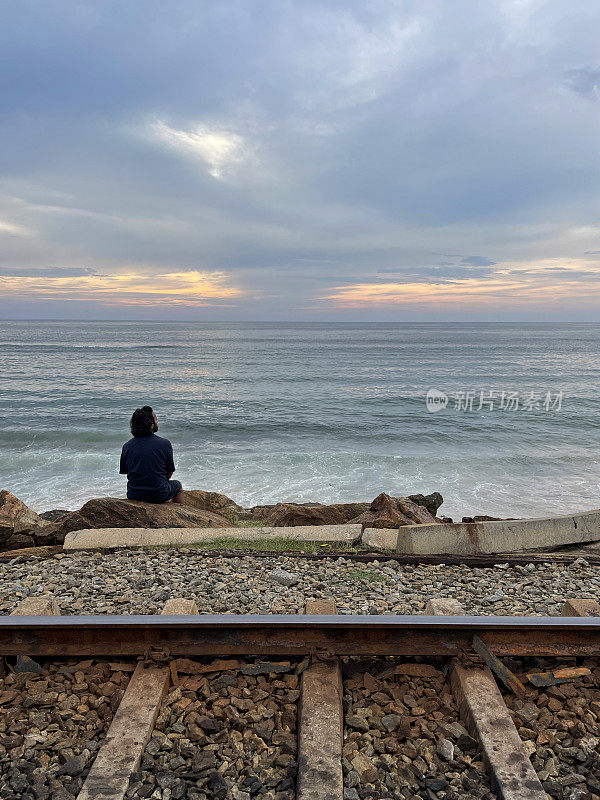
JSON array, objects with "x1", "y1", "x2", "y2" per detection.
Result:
[{"x1": 119, "y1": 434, "x2": 176, "y2": 502}]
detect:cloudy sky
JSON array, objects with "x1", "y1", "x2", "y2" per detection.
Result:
[{"x1": 1, "y1": 0, "x2": 600, "y2": 321}]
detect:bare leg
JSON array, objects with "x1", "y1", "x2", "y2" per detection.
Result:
[{"x1": 173, "y1": 489, "x2": 185, "y2": 504}]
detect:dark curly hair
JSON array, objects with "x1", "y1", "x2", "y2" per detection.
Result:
[{"x1": 130, "y1": 405, "x2": 155, "y2": 437}]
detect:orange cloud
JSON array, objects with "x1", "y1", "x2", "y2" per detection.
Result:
[
  {"x1": 0, "y1": 269, "x2": 242, "y2": 307},
  {"x1": 321, "y1": 262, "x2": 600, "y2": 308}
]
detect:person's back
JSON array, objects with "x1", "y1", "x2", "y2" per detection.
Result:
[{"x1": 120, "y1": 405, "x2": 184, "y2": 503}]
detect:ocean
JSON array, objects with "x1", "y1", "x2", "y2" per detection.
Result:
[{"x1": 1, "y1": 320, "x2": 599, "y2": 520}]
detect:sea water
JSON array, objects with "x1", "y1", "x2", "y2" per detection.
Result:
[{"x1": 1, "y1": 320, "x2": 598, "y2": 520}]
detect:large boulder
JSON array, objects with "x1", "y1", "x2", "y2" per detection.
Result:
[
  {"x1": 0, "y1": 490, "x2": 47, "y2": 549},
  {"x1": 350, "y1": 493, "x2": 440, "y2": 529},
  {"x1": 249, "y1": 493, "x2": 443, "y2": 528},
  {"x1": 407, "y1": 492, "x2": 444, "y2": 516},
  {"x1": 39, "y1": 509, "x2": 70, "y2": 522},
  {"x1": 182, "y1": 490, "x2": 242, "y2": 522},
  {"x1": 37, "y1": 497, "x2": 233, "y2": 544},
  {"x1": 252, "y1": 502, "x2": 370, "y2": 527}
]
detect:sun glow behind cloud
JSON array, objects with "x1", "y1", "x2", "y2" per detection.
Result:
[
  {"x1": 149, "y1": 121, "x2": 247, "y2": 180},
  {"x1": 0, "y1": 217, "x2": 33, "y2": 236},
  {"x1": 0, "y1": 269, "x2": 242, "y2": 307}
]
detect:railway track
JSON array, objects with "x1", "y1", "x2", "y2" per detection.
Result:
[
  {"x1": 2, "y1": 545, "x2": 600, "y2": 567},
  {"x1": 2, "y1": 597, "x2": 600, "y2": 800}
]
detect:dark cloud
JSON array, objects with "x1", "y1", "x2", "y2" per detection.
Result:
[
  {"x1": 564, "y1": 67, "x2": 600, "y2": 99},
  {"x1": 460, "y1": 256, "x2": 497, "y2": 267},
  {"x1": 0, "y1": 266, "x2": 97, "y2": 277},
  {"x1": 514, "y1": 268, "x2": 600, "y2": 280},
  {"x1": 378, "y1": 264, "x2": 499, "y2": 280}
]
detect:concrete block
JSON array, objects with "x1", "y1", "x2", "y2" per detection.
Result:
[
  {"x1": 362, "y1": 528, "x2": 398, "y2": 549},
  {"x1": 10, "y1": 594, "x2": 60, "y2": 616},
  {"x1": 10, "y1": 593, "x2": 60, "y2": 674},
  {"x1": 396, "y1": 508, "x2": 600, "y2": 555},
  {"x1": 63, "y1": 524, "x2": 362, "y2": 551},
  {"x1": 161, "y1": 598, "x2": 199, "y2": 615},
  {"x1": 425, "y1": 598, "x2": 465, "y2": 615},
  {"x1": 305, "y1": 599, "x2": 337, "y2": 615},
  {"x1": 561, "y1": 599, "x2": 600, "y2": 617}
]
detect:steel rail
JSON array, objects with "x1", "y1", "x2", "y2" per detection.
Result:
[{"x1": 2, "y1": 614, "x2": 600, "y2": 657}]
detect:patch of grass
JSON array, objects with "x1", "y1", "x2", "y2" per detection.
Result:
[
  {"x1": 347, "y1": 567, "x2": 387, "y2": 583},
  {"x1": 235, "y1": 520, "x2": 267, "y2": 527},
  {"x1": 190, "y1": 536, "x2": 324, "y2": 552},
  {"x1": 143, "y1": 537, "x2": 366, "y2": 554}
]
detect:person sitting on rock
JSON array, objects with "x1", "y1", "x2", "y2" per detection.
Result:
[{"x1": 119, "y1": 406, "x2": 184, "y2": 504}]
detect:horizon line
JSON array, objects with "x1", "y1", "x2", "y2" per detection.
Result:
[{"x1": 1, "y1": 317, "x2": 600, "y2": 325}]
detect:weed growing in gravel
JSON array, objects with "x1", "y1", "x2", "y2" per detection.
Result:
[
  {"x1": 348, "y1": 568, "x2": 387, "y2": 583},
  {"x1": 143, "y1": 537, "x2": 366, "y2": 554}
]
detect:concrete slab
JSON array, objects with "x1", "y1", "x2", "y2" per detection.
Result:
[
  {"x1": 78, "y1": 661, "x2": 170, "y2": 800},
  {"x1": 451, "y1": 666, "x2": 546, "y2": 800},
  {"x1": 63, "y1": 524, "x2": 362, "y2": 551},
  {"x1": 297, "y1": 600, "x2": 343, "y2": 800},
  {"x1": 396, "y1": 508, "x2": 600, "y2": 555},
  {"x1": 362, "y1": 528, "x2": 398, "y2": 549}
]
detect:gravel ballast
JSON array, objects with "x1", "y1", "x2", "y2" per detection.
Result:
[
  {"x1": 0, "y1": 550, "x2": 597, "y2": 616},
  {"x1": 343, "y1": 658, "x2": 495, "y2": 800},
  {"x1": 125, "y1": 661, "x2": 298, "y2": 800},
  {"x1": 0, "y1": 659, "x2": 130, "y2": 800},
  {"x1": 502, "y1": 658, "x2": 600, "y2": 800}
]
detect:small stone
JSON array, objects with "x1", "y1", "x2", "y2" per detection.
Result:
[
  {"x1": 57, "y1": 754, "x2": 87, "y2": 776},
  {"x1": 442, "y1": 721, "x2": 468, "y2": 740},
  {"x1": 345, "y1": 770, "x2": 360, "y2": 788},
  {"x1": 456, "y1": 733, "x2": 478, "y2": 753},
  {"x1": 436, "y1": 738, "x2": 454, "y2": 761},
  {"x1": 197, "y1": 715, "x2": 221, "y2": 732},
  {"x1": 14, "y1": 655, "x2": 44, "y2": 674},
  {"x1": 516, "y1": 702, "x2": 540, "y2": 723},
  {"x1": 381, "y1": 713, "x2": 401, "y2": 732},
  {"x1": 268, "y1": 569, "x2": 299, "y2": 587},
  {"x1": 425, "y1": 777, "x2": 448, "y2": 791},
  {"x1": 351, "y1": 752, "x2": 377, "y2": 783},
  {"x1": 345, "y1": 714, "x2": 370, "y2": 732},
  {"x1": 145, "y1": 736, "x2": 163, "y2": 756},
  {"x1": 208, "y1": 770, "x2": 228, "y2": 799}
]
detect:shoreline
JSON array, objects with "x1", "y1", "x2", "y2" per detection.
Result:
[
  {"x1": 0, "y1": 488, "x2": 452, "y2": 552},
  {"x1": 2, "y1": 486, "x2": 600, "y2": 560}
]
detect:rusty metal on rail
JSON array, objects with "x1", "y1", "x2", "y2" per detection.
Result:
[
  {"x1": 2, "y1": 614, "x2": 600, "y2": 658},
  {"x1": 2, "y1": 547, "x2": 599, "y2": 565}
]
